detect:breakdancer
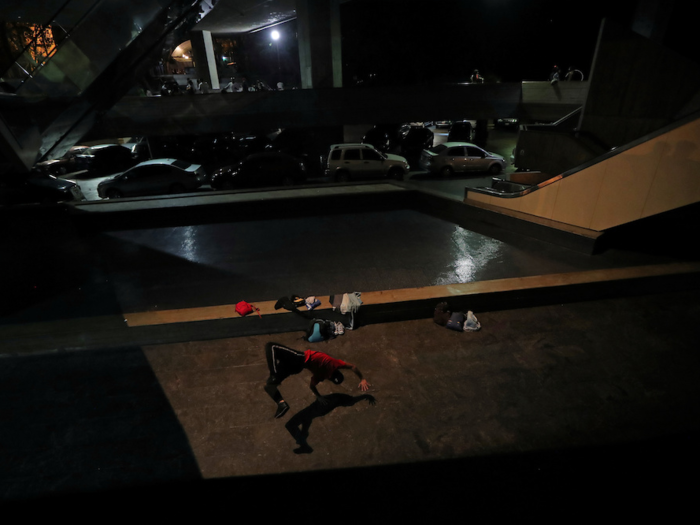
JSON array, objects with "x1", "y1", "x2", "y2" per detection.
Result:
[{"x1": 263, "y1": 342, "x2": 371, "y2": 418}]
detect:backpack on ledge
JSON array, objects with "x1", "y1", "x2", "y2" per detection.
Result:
[
  {"x1": 235, "y1": 301, "x2": 261, "y2": 318},
  {"x1": 434, "y1": 302, "x2": 451, "y2": 326},
  {"x1": 304, "y1": 319, "x2": 334, "y2": 343}
]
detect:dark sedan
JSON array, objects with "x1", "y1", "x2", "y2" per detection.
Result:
[
  {"x1": 448, "y1": 121, "x2": 475, "y2": 142},
  {"x1": 34, "y1": 145, "x2": 89, "y2": 175},
  {"x1": 191, "y1": 133, "x2": 272, "y2": 169},
  {"x1": 362, "y1": 124, "x2": 404, "y2": 153},
  {"x1": 210, "y1": 152, "x2": 306, "y2": 190},
  {"x1": 1, "y1": 171, "x2": 85, "y2": 206},
  {"x1": 400, "y1": 126, "x2": 434, "y2": 163},
  {"x1": 267, "y1": 127, "x2": 334, "y2": 177},
  {"x1": 74, "y1": 144, "x2": 135, "y2": 174}
]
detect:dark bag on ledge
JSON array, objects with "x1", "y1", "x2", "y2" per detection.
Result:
[{"x1": 434, "y1": 302, "x2": 451, "y2": 326}]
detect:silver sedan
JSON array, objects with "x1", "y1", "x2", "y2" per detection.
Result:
[
  {"x1": 419, "y1": 142, "x2": 506, "y2": 176},
  {"x1": 97, "y1": 158, "x2": 207, "y2": 199}
]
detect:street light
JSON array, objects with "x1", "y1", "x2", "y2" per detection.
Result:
[{"x1": 271, "y1": 30, "x2": 281, "y2": 79}]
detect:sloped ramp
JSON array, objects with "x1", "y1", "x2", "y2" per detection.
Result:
[{"x1": 466, "y1": 110, "x2": 700, "y2": 233}]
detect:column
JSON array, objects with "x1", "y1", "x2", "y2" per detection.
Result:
[
  {"x1": 296, "y1": 0, "x2": 342, "y2": 89},
  {"x1": 190, "y1": 30, "x2": 220, "y2": 90}
]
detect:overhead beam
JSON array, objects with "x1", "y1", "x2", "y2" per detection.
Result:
[{"x1": 86, "y1": 82, "x2": 587, "y2": 138}]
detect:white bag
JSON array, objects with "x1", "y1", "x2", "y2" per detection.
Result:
[{"x1": 463, "y1": 311, "x2": 481, "y2": 332}]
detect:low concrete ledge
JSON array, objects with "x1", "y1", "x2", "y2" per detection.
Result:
[
  {"x1": 124, "y1": 262, "x2": 699, "y2": 327},
  {"x1": 4, "y1": 262, "x2": 699, "y2": 356},
  {"x1": 66, "y1": 182, "x2": 412, "y2": 232}
]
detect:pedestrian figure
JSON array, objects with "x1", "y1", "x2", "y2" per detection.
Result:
[
  {"x1": 263, "y1": 342, "x2": 370, "y2": 419},
  {"x1": 221, "y1": 78, "x2": 234, "y2": 93},
  {"x1": 186, "y1": 78, "x2": 196, "y2": 94},
  {"x1": 199, "y1": 78, "x2": 210, "y2": 94},
  {"x1": 470, "y1": 69, "x2": 484, "y2": 83},
  {"x1": 277, "y1": 81, "x2": 284, "y2": 91},
  {"x1": 550, "y1": 65, "x2": 560, "y2": 84}
]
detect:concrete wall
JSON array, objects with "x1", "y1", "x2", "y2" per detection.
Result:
[
  {"x1": 513, "y1": 19, "x2": 700, "y2": 177},
  {"x1": 581, "y1": 19, "x2": 700, "y2": 148},
  {"x1": 518, "y1": 81, "x2": 589, "y2": 123},
  {"x1": 467, "y1": 115, "x2": 700, "y2": 232},
  {"x1": 514, "y1": 129, "x2": 604, "y2": 175}
]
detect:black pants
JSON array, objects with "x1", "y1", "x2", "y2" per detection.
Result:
[{"x1": 264, "y1": 342, "x2": 306, "y2": 403}]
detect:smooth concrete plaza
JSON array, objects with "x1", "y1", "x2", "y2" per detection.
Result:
[{"x1": 1, "y1": 185, "x2": 699, "y2": 515}]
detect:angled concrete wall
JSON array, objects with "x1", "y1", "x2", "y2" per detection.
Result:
[
  {"x1": 581, "y1": 19, "x2": 700, "y2": 148},
  {"x1": 514, "y1": 18, "x2": 700, "y2": 178},
  {"x1": 468, "y1": 114, "x2": 700, "y2": 232}
]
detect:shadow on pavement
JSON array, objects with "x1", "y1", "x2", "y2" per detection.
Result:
[
  {"x1": 3, "y1": 430, "x2": 697, "y2": 516},
  {"x1": 0, "y1": 347, "x2": 201, "y2": 501},
  {"x1": 285, "y1": 393, "x2": 377, "y2": 454}
]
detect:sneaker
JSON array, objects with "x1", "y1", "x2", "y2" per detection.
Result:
[{"x1": 274, "y1": 401, "x2": 289, "y2": 419}]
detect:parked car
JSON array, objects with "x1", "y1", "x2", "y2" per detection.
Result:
[
  {"x1": 145, "y1": 136, "x2": 198, "y2": 163},
  {"x1": 400, "y1": 126, "x2": 434, "y2": 162},
  {"x1": 191, "y1": 134, "x2": 240, "y2": 166},
  {"x1": 192, "y1": 133, "x2": 273, "y2": 169},
  {"x1": 447, "y1": 121, "x2": 475, "y2": 142},
  {"x1": 362, "y1": 124, "x2": 406, "y2": 153},
  {"x1": 230, "y1": 133, "x2": 273, "y2": 158},
  {"x1": 435, "y1": 120, "x2": 452, "y2": 129},
  {"x1": 362, "y1": 127, "x2": 392, "y2": 153},
  {"x1": 34, "y1": 145, "x2": 89, "y2": 175},
  {"x1": 267, "y1": 127, "x2": 338, "y2": 177},
  {"x1": 0, "y1": 171, "x2": 85, "y2": 206},
  {"x1": 495, "y1": 118, "x2": 519, "y2": 129},
  {"x1": 325, "y1": 143, "x2": 409, "y2": 182},
  {"x1": 209, "y1": 152, "x2": 306, "y2": 190},
  {"x1": 74, "y1": 144, "x2": 135, "y2": 174},
  {"x1": 418, "y1": 142, "x2": 507, "y2": 176},
  {"x1": 97, "y1": 158, "x2": 206, "y2": 199},
  {"x1": 128, "y1": 137, "x2": 150, "y2": 162}
]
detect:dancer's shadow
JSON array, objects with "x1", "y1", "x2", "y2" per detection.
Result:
[{"x1": 285, "y1": 393, "x2": 376, "y2": 454}]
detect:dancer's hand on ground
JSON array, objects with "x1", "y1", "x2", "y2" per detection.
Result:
[{"x1": 358, "y1": 379, "x2": 370, "y2": 391}]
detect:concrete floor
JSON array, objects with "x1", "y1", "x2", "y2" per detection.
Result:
[
  {"x1": 2, "y1": 290, "x2": 699, "y2": 514},
  {"x1": 2, "y1": 172, "x2": 698, "y2": 515}
]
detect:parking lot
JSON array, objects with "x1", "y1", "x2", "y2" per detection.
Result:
[{"x1": 60, "y1": 124, "x2": 519, "y2": 202}]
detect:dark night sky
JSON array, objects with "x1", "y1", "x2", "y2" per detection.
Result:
[
  {"x1": 340, "y1": 0, "x2": 692, "y2": 85},
  {"x1": 231, "y1": 0, "x2": 695, "y2": 88}
]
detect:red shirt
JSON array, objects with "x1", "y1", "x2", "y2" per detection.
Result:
[{"x1": 304, "y1": 350, "x2": 346, "y2": 385}]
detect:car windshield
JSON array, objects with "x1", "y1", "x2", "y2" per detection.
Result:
[
  {"x1": 430, "y1": 145, "x2": 448, "y2": 154},
  {"x1": 172, "y1": 160, "x2": 191, "y2": 169}
]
